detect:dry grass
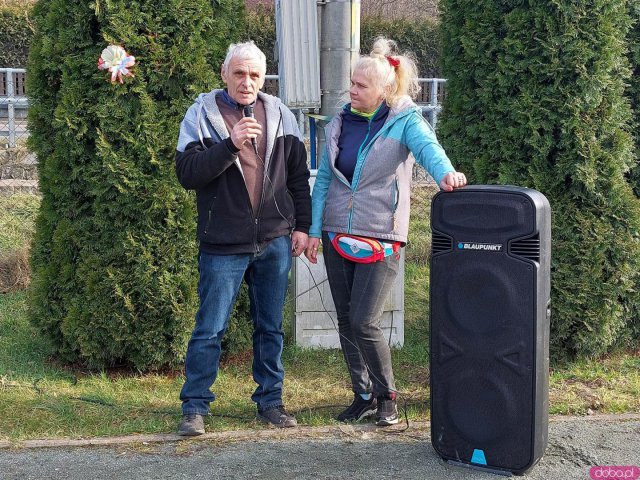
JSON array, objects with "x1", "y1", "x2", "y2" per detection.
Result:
[
  {"x1": 0, "y1": 194, "x2": 38, "y2": 292},
  {"x1": 0, "y1": 191, "x2": 39, "y2": 238},
  {"x1": 0, "y1": 247, "x2": 30, "y2": 293},
  {"x1": 549, "y1": 351, "x2": 640, "y2": 415}
]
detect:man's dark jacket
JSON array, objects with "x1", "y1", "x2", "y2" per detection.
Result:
[{"x1": 175, "y1": 90, "x2": 311, "y2": 255}]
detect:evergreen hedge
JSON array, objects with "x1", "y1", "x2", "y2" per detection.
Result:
[
  {"x1": 27, "y1": 0, "x2": 244, "y2": 369},
  {"x1": 0, "y1": 6, "x2": 32, "y2": 67},
  {"x1": 361, "y1": 17, "x2": 441, "y2": 77},
  {"x1": 439, "y1": 0, "x2": 640, "y2": 361},
  {"x1": 627, "y1": 3, "x2": 640, "y2": 341},
  {"x1": 245, "y1": 4, "x2": 277, "y2": 73},
  {"x1": 629, "y1": 3, "x2": 640, "y2": 196}
]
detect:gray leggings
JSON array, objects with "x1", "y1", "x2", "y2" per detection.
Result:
[{"x1": 322, "y1": 232, "x2": 398, "y2": 396}]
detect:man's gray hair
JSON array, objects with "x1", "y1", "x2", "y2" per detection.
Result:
[{"x1": 222, "y1": 41, "x2": 267, "y2": 72}]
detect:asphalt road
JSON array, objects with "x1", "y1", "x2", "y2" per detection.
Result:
[{"x1": 1, "y1": 415, "x2": 639, "y2": 480}]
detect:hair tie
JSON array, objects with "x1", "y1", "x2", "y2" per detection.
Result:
[{"x1": 386, "y1": 55, "x2": 400, "y2": 69}]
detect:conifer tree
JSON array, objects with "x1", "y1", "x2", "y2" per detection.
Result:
[
  {"x1": 27, "y1": 0, "x2": 244, "y2": 368},
  {"x1": 628, "y1": 2, "x2": 640, "y2": 196},
  {"x1": 439, "y1": 0, "x2": 640, "y2": 360},
  {"x1": 626, "y1": 3, "x2": 640, "y2": 341}
]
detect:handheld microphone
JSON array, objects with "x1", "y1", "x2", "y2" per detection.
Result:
[{"x1": 242, "y1": 105, "x2": 259, "y2": 155}]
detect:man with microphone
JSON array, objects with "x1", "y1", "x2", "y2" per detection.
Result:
[{"x1": 174, "y1": 41, "x2": 311, "y2": 435}]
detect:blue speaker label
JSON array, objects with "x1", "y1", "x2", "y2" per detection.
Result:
[
  {"x1": 457, "y1": 242, "x2": 503, "y2": 252},
  {"x1": 471, "y1": 449, "x2": 488, "y2": 465}
]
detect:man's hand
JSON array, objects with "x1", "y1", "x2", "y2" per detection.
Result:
[
  {"x1": 229, "y1": 117, "x2": 262, "y2": 150},
  {"x1": 440, "y1": 171, "x2": 468, "y2": 192},
  {"x1": 304, "y1": 237, "x2": 321, "y2": 264},
  {"x1": 291, "y1": 231, "x2": 308, "y2": 257}
]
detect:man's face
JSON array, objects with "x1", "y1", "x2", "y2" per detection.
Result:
[{"x1": 221, "y1": 56, "x2": 265, "y2": 106}]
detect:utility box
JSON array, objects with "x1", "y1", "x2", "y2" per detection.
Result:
[{"x1": 291, "y1": 171, "x2": 405, "y2": 348}]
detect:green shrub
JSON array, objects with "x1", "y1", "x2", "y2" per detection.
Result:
[
  {"x1": 361, "y1": 17, "x2": 441, "y2": 77},
  {"x1": 244, "y1": 3, "x2": 276, "y2": 73},
  {"x1": 0, "y1": 6, "x2": 32, "y2": 67},
  {"x1": 629, "y1": 3, "x2": 640, "y2": 196},
  {"x1": 27, "y1": 0, "x2": 245, "y2": 369},
  {"x1": 439, "y1": 0, "x2": 640, "y2": 361},
  {"x1": 628, "y1": 4, "x2": 640, "y2": 344}
]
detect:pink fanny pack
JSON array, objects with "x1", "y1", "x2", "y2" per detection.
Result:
[{"x1": 328, "y1": 232, "x2": 400, "y2": 263}]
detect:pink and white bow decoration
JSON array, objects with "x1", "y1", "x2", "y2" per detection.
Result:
[{"x1": 97, "y1": 45, "x2": 135, "y2": 83}]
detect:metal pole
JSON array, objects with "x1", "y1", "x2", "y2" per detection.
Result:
[
  {"x1": 296, "y1": 109, "x2": 305, "y2": 135},
  {"x1": 309, "y1": 117, "x2": 317, "y2": 168},
  {"x1": 317, "y1": 0, "x2": 360, "y2": 162},
  {"x1": 7, "y1": 68, "x2": 16, "y2": 148},
  {"x1": 430, "y1": 78, "x2": 439, "y2": 128}
]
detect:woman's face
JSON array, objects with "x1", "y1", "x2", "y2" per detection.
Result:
[{"x1": 349, "y1": 69, "x2": 385, "y2": 113}]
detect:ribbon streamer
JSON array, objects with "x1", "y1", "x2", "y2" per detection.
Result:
[{"x1": 98, "y1": 45, "x2": 135, "y2": 83}]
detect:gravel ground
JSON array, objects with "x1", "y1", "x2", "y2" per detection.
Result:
[{"x1": 1, "y1": 415, "x2": 639, "y2": 480}]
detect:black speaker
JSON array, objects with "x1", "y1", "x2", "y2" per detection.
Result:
[{"x1": 429, "y1": 185, "x2": 551, "y2": 475}]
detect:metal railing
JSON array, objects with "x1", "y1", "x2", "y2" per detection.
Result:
[
  {"x1": 0, "y1": 68, "x2": 36, "y2": 191},
  {"x1": 0, "y1": 68, "x2": 29, "y2": 149},
  {"x1": 417, "y1": 77, "x2": 446, "y2": 129}
]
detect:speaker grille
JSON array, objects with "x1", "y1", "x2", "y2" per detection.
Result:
[
  {"x1": 510, "y1": 234, "x2": 540, "y2": 262},
  {"x1": 432, "y1": 232, "x2": 453, "y2": 254}
]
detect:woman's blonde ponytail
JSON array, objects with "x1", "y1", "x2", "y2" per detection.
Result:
[{"x1": 353, "y1": 37, "x2": 420, "y2": 108}]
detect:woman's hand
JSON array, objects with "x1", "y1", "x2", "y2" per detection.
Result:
[
  {"x1": 304, "y1": 237, "x2": 321, "y2": 264},
  {"x1": 440, "y1": 171, "x2": 467, "y2": 192}
]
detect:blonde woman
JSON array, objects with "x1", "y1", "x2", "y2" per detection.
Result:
[{"x1": 305, "y1": 38, "x2": 467, "y2": 425}]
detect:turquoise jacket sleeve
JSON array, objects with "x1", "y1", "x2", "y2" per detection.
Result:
[
  {"x1": 402, "y1": 111, "x2": 455, "y2": 186},
  {"x1": 309, "y1": 146, "x2": 332, "y2": 238}
]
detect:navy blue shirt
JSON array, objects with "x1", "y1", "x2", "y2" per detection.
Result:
[{"x1": 336, "y1": 102, "x2": 390, "y2": 183}]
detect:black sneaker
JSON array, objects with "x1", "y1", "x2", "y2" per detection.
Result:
[
  {"x1": 336, "y1": 395, "x2": 377, "y2": 422},
  {"x1": 177, "y1": 414, "x2": 205, "y2": 436},
  {"x1": 257, "y1": 405, "x2": 298, "y2": 428},
  {"x1": 376, "y1": 393, "x2": 399, "y2": 426}
]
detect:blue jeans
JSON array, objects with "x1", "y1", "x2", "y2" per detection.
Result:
[{"x1": 180, "y1": 236, "x2": 292, "y2": 415}]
